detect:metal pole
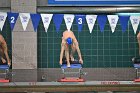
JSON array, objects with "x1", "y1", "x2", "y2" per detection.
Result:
[{"x1": 37, "y1": 6, "x2": 140, "y2": 13}]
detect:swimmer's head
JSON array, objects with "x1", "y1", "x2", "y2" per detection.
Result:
[{"x1": 66, "y1": 37, "x2": 72, "y2": 45}]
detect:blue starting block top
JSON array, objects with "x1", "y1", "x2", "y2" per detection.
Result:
[
  {"x1": 61, "y1": 64, "x2": 82, "y2": 69},
  {"x1": 134, "y1": 64, "x2": 140, "y2": 68},
  {"x1": 0, "y1": 65, "x2": 9, "y2": 70}
]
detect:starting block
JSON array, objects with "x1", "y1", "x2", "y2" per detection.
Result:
[
  {"x1": 0, "y1": 65, "x2": 10, "y2": 82},
  {"x1": 132, "y1": 57, "x2": 140, "y2": 82},
  {"x1": 58, "y1": 59, "x2": 85, "y2": 82}
]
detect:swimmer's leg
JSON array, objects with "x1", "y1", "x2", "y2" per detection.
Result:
[
  {"x1": 65, "y1": 47, "x2": 70, "y2": 67},
  {"x1": 70, "y1": 43, "x2": 76, "y2": 62}
]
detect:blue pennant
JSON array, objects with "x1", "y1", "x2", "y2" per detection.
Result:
[
  {"x1": 7, "y1": 12, "x2": 19, "y2": 31},
  {"x1": 119, "y1": 16, "x2": 130, "y2": 33},
  {"x1": 30, "y1": 13, "x2": 41, "y2": 32},
  {"x1": 97, "y1": 15, "x2": 107, "y2": 32},
  {"x1": 53, "y1": 14, "x2": 64, "y2": 33},
  {"x1": 75, "y1": 15, "x2": 86, "y2": 32}
]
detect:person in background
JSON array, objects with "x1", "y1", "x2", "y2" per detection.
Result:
[
  {"x1": 59, "y1": 30, "x2": 83, "y2": 67},
  {"x1": 0, "y1": 34, "x2": 11, "y2": 66}
]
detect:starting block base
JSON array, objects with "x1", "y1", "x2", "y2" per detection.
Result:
[
  {"x1": 134, "y1": 79, "x2": 140, "y2": 82},
  {"x1": 59, "y1": 77, "x2": 84, "y2": 82},
  {"x1": 0, "y1": 79, "x2": 9, "y2": 83}
]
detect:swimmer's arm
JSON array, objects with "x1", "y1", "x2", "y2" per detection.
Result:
[{"x1": 60, "y1": 42, "x2": 65, "y2": 64}]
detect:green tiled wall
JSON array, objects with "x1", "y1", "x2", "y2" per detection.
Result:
[{"x1": 37, "y1": 15, "x2": 139, "y2": 68}]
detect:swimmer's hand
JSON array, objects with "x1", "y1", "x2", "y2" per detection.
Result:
[
  {"x1": 79, "y1": 59, "x2": 83, "y2": 64},
  {"x1": 8, "y1": 59, "x2": 11, "y2": 66},
  {"x1": 59, "y1": 60, "x2": 62, "y2": 65},
  {"x1": 1, "y1": 58, "x2": 6, "y2": 63}
]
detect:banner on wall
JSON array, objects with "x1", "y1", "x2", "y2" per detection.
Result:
[
  {"x1": 130, "y1": 16, "x2": 140, "y2": 34},
  {"x1": 0, "y1": 12, "x2": 7, "y2": 31},
  {"x1": 97, "y1": 15, "x2": 107, "y2": 32},
  {"x1": 107, "y1": 15, "x2": 119, "y2": 33},
  {"x1": 86, "y1": 15, "x2": 97, "y2": 33},
  {"x1": 75, "y1": 15, "x2": 86, "y2": 32},
  {"x1": 0, "y1": 12, "x2": 140, "y2": 33},
  {"x1": 64, "y1": 14, "x2": 74, "y2": 31},
  {"x1": 119, "y1": 16, "x2": 130, "y2": 33},
  {"x1": 8, "y1": 12, "x2": 19, "y2": 31},
  {"x1": 48, "y1": 0, "x2": 140, "y2": 6},
  {"x1": 41, "y1": 14, "x2": 53, "y2": 32},
  {"x1": 19, "y1": 13, "x2": 30, "y2": 31},
  {"x1": 30, "y1": 14, "x2": 41, "y2": 32},
  {"x1": 53, "y1": 14, "x2": 64, "y2": 33}
]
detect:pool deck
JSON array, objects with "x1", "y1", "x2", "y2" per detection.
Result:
[{"x1": 0, "y1": 81, "x2": 140, "y2": 92}]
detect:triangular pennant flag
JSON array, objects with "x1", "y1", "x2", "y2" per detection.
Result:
[
  {"x1": 30, "y1": 13, "x2": 41, "y2": 32},
  {"x1": 86, "y1": 15, "x2": 97, "y2": 33},
  {"x1": 0, "y1": 12, "x2": 7, "y2": 31},
  {"x1": 64, "y1": 14, "x2": 74, "y2": 31},
  {"x1": 97, "y1": 15, "x2": 107, "y2": 32},
  {"x1": 107, "y1": 15, "x2": 119, "y2": 33},
  {"x1": 75, "y1": 15, "x2": 86, "y2": 32},
  {"x1": 19, "y1": 13, "x2": 30, "y2": 31},
  {"x1": 130, "y1": 16, "x2": 140, "y2": 34},
  {"x1": 7, "y1": 12, "x2": 19, "y2": 31},
  {"x1": 53, "y1": 14, "x2": 63, "y2": 33},
  {"x1": 41, "y1": 14, "x2": 53, "y2": 32},
  {"x1": 119, "y1": 16, "x2": 130, "y2": 33}
]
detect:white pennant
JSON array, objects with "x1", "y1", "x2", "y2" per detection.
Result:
[
  {"x1": 0, "y1": 12, "x2": 7, "y2": 31},
  {"x1": 19, "y1": 13, "x2": 30, "y2": 31},
  {"x1": 64, "y1": 14, "x2": 74, "y2": 31},
  {"x1": 130, "y1": 16, "x2": 140, "y2": 34},
  {"x1": 107, "y1": 15, "x2": 118, "y2": 33},
  {"x1": 41, "y1": 14, "x2": 53, "y2": 32},
  {"x1": 86, "y1": 15, "x2": 97, "y2": 33}
]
